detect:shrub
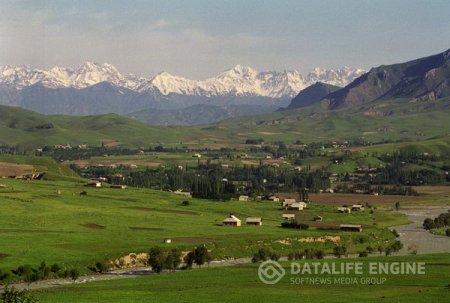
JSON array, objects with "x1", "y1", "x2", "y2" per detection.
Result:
[
  {"x1": 50, "y1": 264, "x2": 61, "y2": 275},
  {"x1": 359, "y1": 251, "x2": 368, "y2": 257},
  {"x1": 69, "y1": 269, "x2": 80, "y2": 282},
  {"x1": 281, "y1": 222, "x2": 309, "y2": 229},
  {"x1": 391, "y1": 240, "x2": 403, "y2": 252},
  {"x1": 252, "y1": 248, "x2": 280, "y2": 263},
  {"x1": 446, "y1": 228, "x2": 450, "y2": 237},
  {"x1": 333, "y1": 245, "x2": 347, "y2": 258},
  {"x1": 89, "y1": 261, "x2": 109, "y2": 274},
  {"x1": 0, "y1": 269, "x2": 10, "y2": 283},
  {"x1": 1, "y1": 286, "x2": 39, "y2": 303}
]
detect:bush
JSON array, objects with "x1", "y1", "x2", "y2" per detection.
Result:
[
  {"x1": 0, "y1": 269, "x2": 10, "y2": 283},
  {"x1": 252, "y1": 248, "x2": 280, "y2": 263},
  {"x1": 181, "y1": 200, "x2": 190, "y2": 206},
  {"x1": 89, "y1": 261, "x2": 109, "y2": 274},
  {"x1": 446, "y1": 228, "x2": 450, "y2": 237},
  {"x1": 333, "y1": 245, "x2": 347, "y2": 258},
  {"x1": 50, "y1": 264, "x2": 61, "y2": 275},
  {"x1": 69, "y1": 269, "x2": 80, "y2": 282},
  {"x1": 391, "y1": 240, "x2": 403, "y2": 252},
  {"x1": 1, "y1": 286, "x2": 39, "y2": 303},
  {"x1": 281, "y1": 221, "x2": 309, "y2": 229},
  {"x1": 359, "y1": 251, "x2": 368, "y2": 257}
]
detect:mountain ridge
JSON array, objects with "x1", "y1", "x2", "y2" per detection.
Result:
[
  {"x1": 0, "y1": 63, "x2": 365, "y2": 98},
  {"x1": 324, "y1": 48, "x2": 450, "y2": 109},
  {"x1": 285, "y1": 82, "x2": 341, "y2": 110}
]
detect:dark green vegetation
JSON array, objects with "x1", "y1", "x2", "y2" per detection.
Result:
[
  {"x1": 423, "y1": 211, "x2": 450, "y2": 235},
  {"x1": 69, "y1": 136, "x2": 450, "y2": 201},
  {"x1": 32, "y1": 254, "x2": 450, "y2": 303},
  {"x1": 1, "y1": 286, "x2": 39, "y2": 303}
]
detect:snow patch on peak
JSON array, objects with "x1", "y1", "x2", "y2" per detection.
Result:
[{"x1": 0, "y1": 63, "x2": 365, "y2": 98}]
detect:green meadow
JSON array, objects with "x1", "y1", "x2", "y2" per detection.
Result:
[
  {"x1": 33, "y1": 254, "x2": 450, "y2": 303},
  {"x1": 0, "y1": 175, "x2": 405, "y2": 273}
]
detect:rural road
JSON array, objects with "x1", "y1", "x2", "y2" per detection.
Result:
[{"x1": 391, "y1": 207, "x2": 450, "y2": 254}]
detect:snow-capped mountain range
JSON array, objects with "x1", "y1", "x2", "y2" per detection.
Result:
[{"x1": 0, "y1": 62, "x2": 365, "y2": 98}]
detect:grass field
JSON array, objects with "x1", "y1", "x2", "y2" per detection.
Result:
[
  {"x1": 32, "y1": 254, "x2": 450, "y2": 303},
  {"x1": 0, "y1": 176, "x2": 409, "y2": 273}
]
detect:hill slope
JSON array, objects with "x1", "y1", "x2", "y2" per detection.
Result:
[
  {"x1": 325, "y1": 48, "x2": 450, "y2": 109},
  {"x1": 127, "y1": 104, "x2": 277, "y2": 125},
  {"x1": 285, "y1": 82, "x2": 341, "y2": 110},
  {"x1": 0, "y1": 105, "x2": 201, "y2": 149}
]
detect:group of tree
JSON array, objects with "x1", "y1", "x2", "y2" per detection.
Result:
[
  {"x1": 280, "y1": 221, "x2": 309, "y2": 230},
  {"x1": 148, "y1": 245, "x2": 211, "y2": 273},
  {"x1": 0, "y1": 262, "x2": 79, "y2": 284},
  {"x1": 79, "y1": 162, "x2": 331, "y2": 200},
  {"x1": 423, "y1": 211, "x2": 450, "y2": 230},
  {"x1": 251, "y1": 248, "x2": 281, "y2": 263},
  {"x1": 287, "y1": 248, "x2": 325, "y2": 260}
]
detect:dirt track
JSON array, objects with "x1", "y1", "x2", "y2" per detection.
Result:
[{"x1": 391, "y1": 207, "x2": 450, "y2": 254}]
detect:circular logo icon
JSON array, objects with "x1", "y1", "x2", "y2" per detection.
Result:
[{"x1": 258, "y1": 260, "x2": 285, "y2": 284}]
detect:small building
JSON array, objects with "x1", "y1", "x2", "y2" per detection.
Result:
[
  {"x1": 282, "y1": 213, "x2": 296, "y2": 220},
  {"x1": 246, "y1": 217, "x2": 263, "y2": 226},
  {"x1": 325, "y1": 188, "x2": 334, "y2": 193},
  {"x1": 268, "y1": 196, "x2": 280, "y2": 202},
  {"x1": 223, "y1": 215, "x2": 242, "y2": 227},
  {"x1": 298, "y1": 201, "x2": 308, "y2": 208},
  {"x1": 86, "y1": 181, "x2": 101, "y2": 188},
  {"x1": 282, "y1": 198, "x2": 296, "y2": 208},
  {"x1": 163, "y1": 238, "x2": 172, "y2": 244},
  {"x1": 337, "y1": 207, "x2": 352, "y2": 213},
  {"x1": 351, "y1": 204, "x2": 365, "y2": 212},
  {"x1": 110, "y1": 185, "x2": 127, "y2": 189},
  {"x1": 314, "y1": 216, "x2": 323, "y2": 222},
  {"x1": 238, "y1": 195, "x2": 250, "y2": 201},
  {"x1": 340, "y1": 224, "x2": 363, "y2": 232},
  {"x1": 174, "y1": 190, "x2": 192, "y2": 198},
  {"x1": 92, "y1": 177, "x2": 108, "y2": 182},
  {"x1": 288, "y1": 202, "x2": 304, "y2": 211}
]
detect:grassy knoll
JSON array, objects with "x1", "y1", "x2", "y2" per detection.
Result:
[
  {"x1": 0, "y1": 178, "x2": 405, "y2": 273},
  {"x1": 2, "y1": 98, "x2": 450, "y2": 149},
  {"x1": 33, "y1": 254, "x2": 450, "y2": 303}
]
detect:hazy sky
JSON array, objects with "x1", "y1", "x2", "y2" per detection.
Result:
[{"x1": 1, "y1": 0, "x2": 449, "y2": 78}]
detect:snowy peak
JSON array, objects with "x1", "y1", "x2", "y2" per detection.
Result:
[
  {"x1": 0, "y1": 63, "x2": 365, "y2": 98},
  {"x1": 305, "y1": 67, "x2": 366, "y2": 87},
  {"x1": 219, "y1": 64, "x2": 258, "y2": 78}
]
